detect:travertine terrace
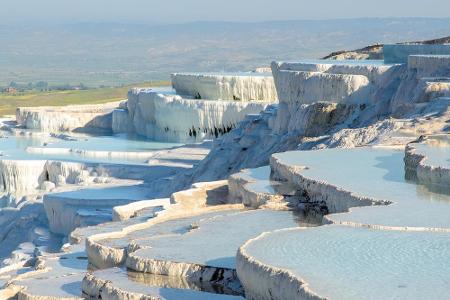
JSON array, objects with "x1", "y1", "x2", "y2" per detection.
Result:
[{"x1": 1, "y1": 41, "x2": 450, "y2": 299}]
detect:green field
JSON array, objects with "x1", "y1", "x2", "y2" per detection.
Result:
[{"x1": 0, "y1": 81, "x2": 169, "y2": 116}]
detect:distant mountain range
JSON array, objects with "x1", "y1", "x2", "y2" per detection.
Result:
[{"x1": 1, "y1": 18, "x2": 449, "y2": 86}]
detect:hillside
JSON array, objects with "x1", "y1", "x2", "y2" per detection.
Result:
[{"x1": 1, "y1": 18, "x2": 450, "y2": 86}]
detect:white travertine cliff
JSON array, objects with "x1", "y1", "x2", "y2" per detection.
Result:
[
  {"x1": 16, "y1": 102, "x2": 121, "y2": 132},
  {"x1": 271, "y1": 60, "x2": 401, "y2": 106},
  {"x1": 408, "y1": 55, "x2": 450, "y2": 77},
  {"x1": 167, "y1": 54, "x2": 450, "y2": 192},
  {"x1": 384, "y1": 44, "x2": 450, "y2": 63},
  {"x1": 117, "y1": 89, "x2": 269, "y2": 142},
  {"x1": 171, "y1": 73, "x2": 278, "y2": 102}
]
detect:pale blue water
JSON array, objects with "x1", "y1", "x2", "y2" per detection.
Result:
[
  {"x1": 233, "y1": 166, "x2": 279, "y2": 194},
  {"x1": 413, "y1": 135, "x2": 450, "y2": 168},
  {"x1": 49, "y1": 185, "x2": 151, "y2": 201},
  {"x1": 283, "y1": 59, "x2": 388, "y2": 66},
  {"x1": 0, "y1": 133, "x2": 181, "y2": 164},
  {"x1": 143, "y1": 86, "x2": 177, "y2": 95},
  {"x1": 46, "y1": 134, "x2": 180, "y2": 152},
  {"x1": 273, "y1": 148, "x2": 450, "y2": 230},
  {"x1": 245, "y1": 225, "x2": 450, "y2": 300},
  {"x1": 100, "y1": 210, "x2": 241, "y2": 248},
  {"x1": 92, "y1": 268, "x2": 244, "y2": 299},
  {"x1": 131, "y1": 209, "x2": 313, "y2": 269},
  {"x1": 410, "y1": 54, "x2": 450, "y2": 58},
  {"x1": 102, "y1": 210, "x2": 240, "y2": 249}
]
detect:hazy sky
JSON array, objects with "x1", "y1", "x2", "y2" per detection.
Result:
[{"x1": 2, "y1": 0, "x2": 450, "y2": 24}]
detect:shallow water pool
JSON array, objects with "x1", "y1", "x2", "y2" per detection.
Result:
[
  {"x1": 273, "y1": 147, "x2": 450, "y2": 230},
  {"x1": 245, "y1": 225, "x2": 450, "y2": 300},
  {"x1": 413, "y1": 135, "x2": 450, "y2": 168},
  {"x1": 0, "y1": 132, "x2": 182, "y2": 164}
]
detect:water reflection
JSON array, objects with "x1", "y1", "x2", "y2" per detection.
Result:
[{"x1": 126, "y1": 269, "x2": 244, "y2": 296}]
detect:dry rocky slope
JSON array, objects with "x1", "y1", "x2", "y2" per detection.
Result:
[{"x1": 323, "y1": 35, "x2": 450, "y2": 60}]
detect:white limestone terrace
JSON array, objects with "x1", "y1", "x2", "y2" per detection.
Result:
[
  {"x1": 112, "y1": 198, "x2": 170, "y2": 221},
  {"x1": 405, "y1": 134, "x2": 450, "y2": 189},
  {"x1": 384, "y1": 44, "x2": 450, "y2": 64},
  {"x1": 5, "y1": 182, "x2": 246, "y2": 299},
  {"x1": 390, "y1": 55, "x2": 450, "y2": 114},
  {"x1": 83, "y1": 268, "x2": 244, "y2": 299},
  {"x1": 70, "y1": 199, "x2": 169, "y2": 245},
  {"x1": 2, "y1": 183, "x2": 208, "y2": 299},
  {"x1": 118, "y1": 88, "x2": 270, "y2": 142},
  {"x1": 0, "y1": 127, "x2": 208, "y2": 196},
  {"x1": 88, "y1": 209, "x2": 239, "y2": 268},
  {"x1": 125, "y1": 209, "x2": 305, "y2": 277},
  {"x1": 16, "y1": 101, "x2": 123, "y2": 133},
  {"x1": 0, "y1": 181, "x2": 171, "y2": 297},
  {"x1": 0, "y1": 124, "x2": 211, "y2": 297},
  {"x1": 82, "y1": 43, "x2": 448, "y2": 299},
  {"x1": 271, "y1": 59, "x2": 399, "y2": 106},
  {"x1": 4, "y1": 207, "x2": 150, "y2": 300},
  {"x1": 0, "y1": 129, "x2": 183, "y2": 166},
  {"x1": 396, "y1": 56, "x2": 450, "y2": 109},
  {"x1": 81, "y1": 178, "x2": 320, "y2": 299},
  {"x1": 73, "y1": 138, "x2": 450, "y2": 300},
  {"x1": 238, "y1": 226, "x2": 450, "y2": 300},
  {"x1": 6, "y1": 198, "x2": 178, "y2": 300},
  {"x1": 171, "y1": 72, "x2": 278, "y2": 102},
  {"x1": 5, "y1": 245, "x2": 86, "y2": 298},
  {"x1": 171, "y1": 51, "x2": 450, "y2": 193},
  {"x1": 83, "y1": 208, "x2": 317, "y2": 298},
  {"x1": 234, "y1": 146, "x2": 450, "y2": 299},
  {"x1": 228, "y1": 166, "x2": 299, "y2": 209},
  {"x1": 85, "y1": 181, "x2": 232, "y2": 267},
  {"x1": 411, "y1": 78, "x2": 450, "y2": 103},
  {"x1": 44, "y1": 181, "x2": 169, "y2": 235},
  {"x1": 273, "y1": 59, "x2": 391, "y2": 81},
  {"x1": 270, "y1": 54, "x2": 449, "y2": 123},
  {"x1": 0, "y1": 142, "x2": 210, "y2": 267},
  {"x1": 11, "y1": 246, "x2": 89, "y2": 300},
  {"x1": 113, "y1": 71, "x2": 278, "y2": 143},
  {"x1": 0, "y1": 202, "x2": 61, "y2": 266},
  {"x1": 26, "y1": 133, "x2": 182, "y2": 164},
  {"x1": 0, "y1": 153, "x2": 197, "y2": 198},
  {"x1": 408, "y1": 55, "x2": 450, "y2": 77},
  {"x1": 271, "y1": 147, "x2": 450, "y2": 231}
]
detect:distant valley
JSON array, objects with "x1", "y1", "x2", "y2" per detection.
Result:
[{"x1": 1, "y1": 18, "x2": 450, "y2": 87}]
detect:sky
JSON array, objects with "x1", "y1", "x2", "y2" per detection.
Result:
[{"x1": 1, "y1": 0, "x2": 450, "y2": 24}]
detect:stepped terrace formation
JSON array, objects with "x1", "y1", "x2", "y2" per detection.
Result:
[{"x1": 1, "y1": 41, "x2": 450, "y2": 299}]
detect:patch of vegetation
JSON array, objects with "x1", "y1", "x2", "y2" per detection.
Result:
[{"x1": 0, "y1": 81, "x2": 170, "y2": 116}]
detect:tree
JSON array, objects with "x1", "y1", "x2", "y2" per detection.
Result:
[{"x1": 35, "y1": 81, "x2": 48, "y2": 91}]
